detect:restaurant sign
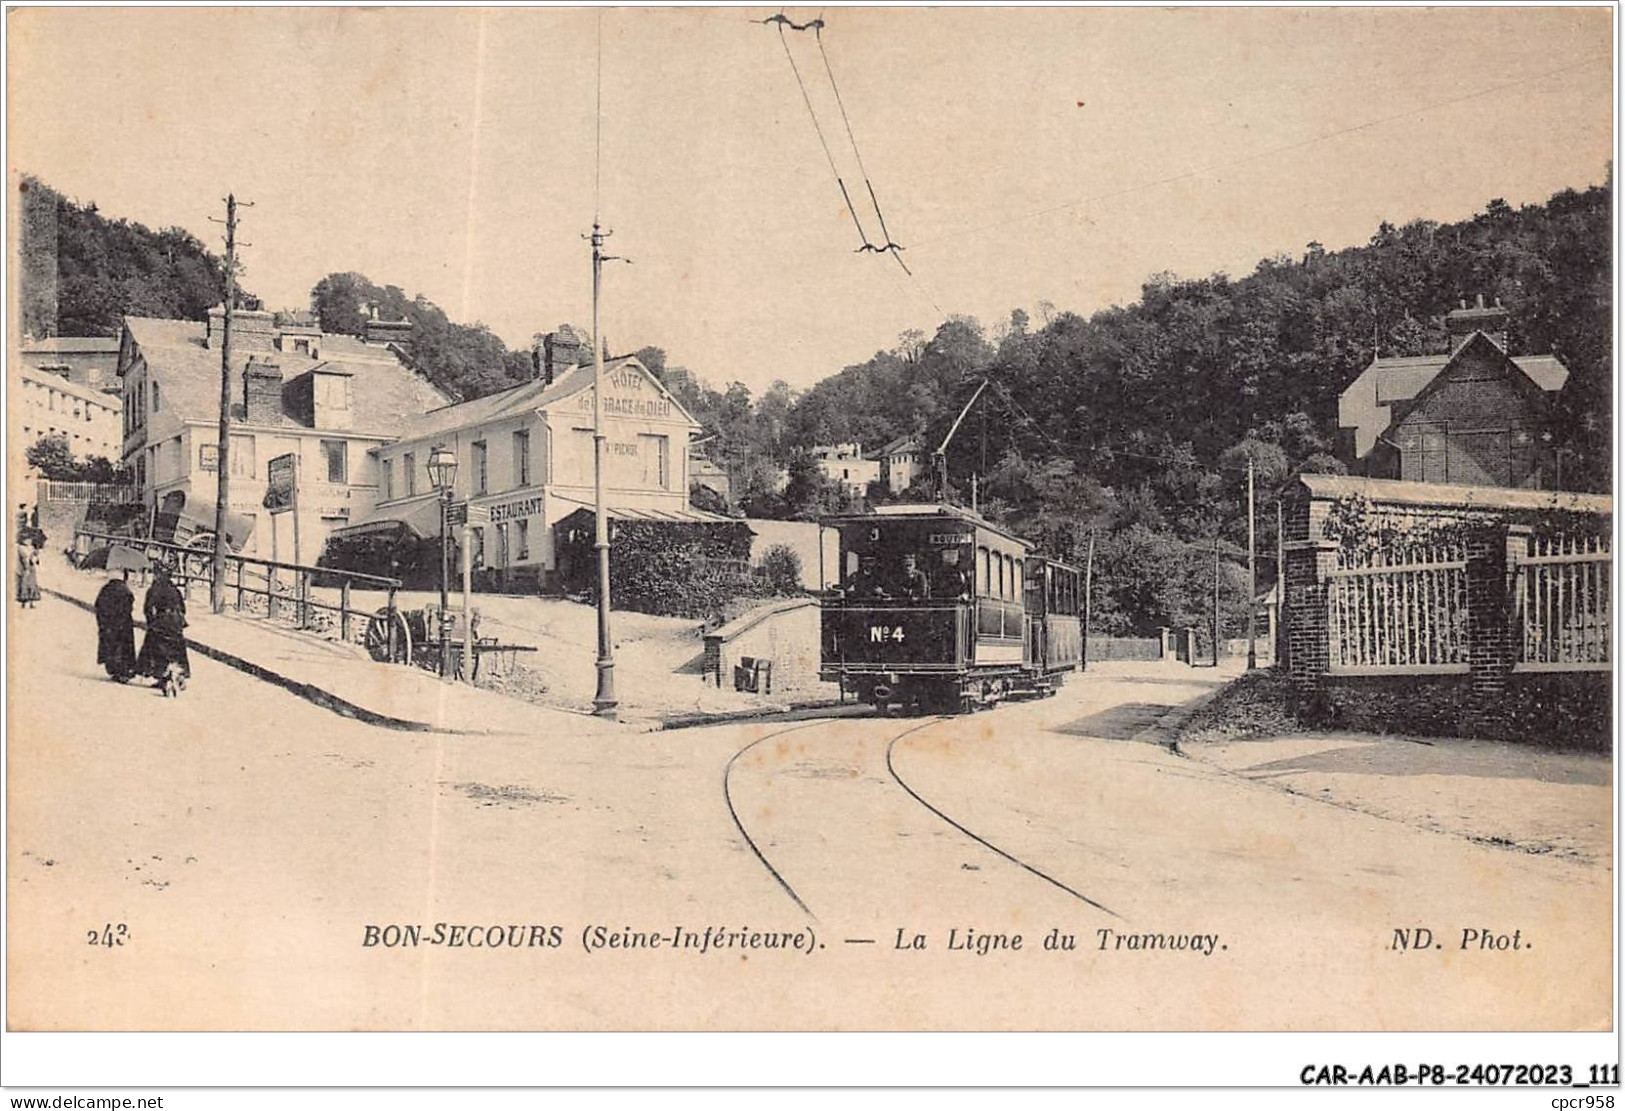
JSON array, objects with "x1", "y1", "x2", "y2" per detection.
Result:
[{"x1": 487, "y1": 494, "x2": 544, "y2": 524}]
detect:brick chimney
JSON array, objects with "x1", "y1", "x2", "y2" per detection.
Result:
[
  {"x1": 363, "y1": 318, "x2": 413, "y2": 346},
  {"x1": 534, "y1": 325, "x2": 589, "y2": 385},
  {"x1": 1446, "y1": 294, "x2": 1509, "y2": 354},
  {"x1": 207, "y1": 306, "x2": 278, "y2": 353},
  {"x1": 242, "y1": 357, "x2": 284, "y2": 424}
]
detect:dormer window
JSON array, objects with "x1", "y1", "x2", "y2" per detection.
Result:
[{"x1": 315, "y1": 374, "x2": 349, "y2": 410}]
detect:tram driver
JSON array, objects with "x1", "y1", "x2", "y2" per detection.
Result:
[
  {"x1": 841, "y1": 553, "x2": 890, "y2": 599},
  {"x1": 899, "y1": 553, "x2": 933, "y2": 600},
  {"x1": 933, "y1": 548, "x2": 972, "y2": 600}
]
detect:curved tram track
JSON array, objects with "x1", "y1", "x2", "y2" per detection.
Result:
[{"x1": 722, "y1": 710, "x2": 1121, "y2": 922}]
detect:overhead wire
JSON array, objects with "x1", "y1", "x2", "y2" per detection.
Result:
[
  {"x1": 813, "y1": 17, "x2": 910, "y2": 272},
  {"x1": 773, "y1": 11, "x2": 872, "y2": 249},
  {"x1": 765, "y1": 7, "x2": 942, "y2": 314}
]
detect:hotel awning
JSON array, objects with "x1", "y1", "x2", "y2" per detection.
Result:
[{"x1": 549, "y1": 494, "x2": 738, "y2": 525}]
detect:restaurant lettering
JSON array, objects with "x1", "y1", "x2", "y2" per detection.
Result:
[{"x1": 488, "y1": 495, "x2": 545, "y2": 524}]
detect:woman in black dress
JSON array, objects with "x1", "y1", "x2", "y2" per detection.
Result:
[
  {"x1": 94, "y1": 573, "x2": 138, "y2": 681},
  {"x1": 136, "y1": 566, "x2": 190, "y2": 688}
]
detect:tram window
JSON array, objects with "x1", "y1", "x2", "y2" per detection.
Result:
[
  {"x1": 1004, "y1": 555, "x2": 1015, "y2": 600},
  {"x1": 1014, "y1": 559, "x2": 1023, "y2": 601},
  {"x1": 977, "y1": 547, "x2": 990, "y2": 595}
]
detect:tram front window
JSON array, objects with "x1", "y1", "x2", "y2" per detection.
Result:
[{"x1": 933, "y1": 547, "x2": 972, "y2": 600}]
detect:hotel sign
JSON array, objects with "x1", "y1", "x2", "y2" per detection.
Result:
[{"x1": 575, "y1": 368, "x2": 673, "y2": 420}]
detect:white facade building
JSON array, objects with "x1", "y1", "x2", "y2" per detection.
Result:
[
  {"x1": 342, "y1": 354, "x2": 717, "y2": 590},
  {"x1": 812, "y1": 442, "x2": 881, "y2": 500},
  {"x1": 879, "y1": 435, "x2": 925, "y2": 494},
  {"x1": 17, "y1": 363, "x2": 124, "y2": 464}
]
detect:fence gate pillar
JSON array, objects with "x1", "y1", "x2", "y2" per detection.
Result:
[
  {"x1": 1462, "y1": 523, "x2": 1521, "y2": 736},
  {"x1": 1283, "y1": 492, "x2": 1338, "y2": 693}
]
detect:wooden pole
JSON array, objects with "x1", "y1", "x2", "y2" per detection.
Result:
[
  {"x1": 208, "y1": 195, "x2": 238, "y2": 613},
  {"x1": 1247, "y1": 455, "x2": 1257, "y2": 669},
  {"x1": 1212, "y1": 534, "x2": 1221, "y2": 667},
  {"x1": 1083, "y1": 527, "x2": 1095, "y2": 672}
]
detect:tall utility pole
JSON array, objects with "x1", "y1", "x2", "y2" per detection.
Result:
[
  {"x1": 589, "y1": 222, "x2": 619, "y2": 719},
  {"x1": 1246, "y1": 455, "x2": 1257, "y2": 669},
  {"x1": 208, "y1": 194, "x2": 244, "y2": 614},
  {"x1": 1082, "y1": 527, "x2": 1095, "y2": 672},
  {"x1": 1212, "y1": 534, "x2": 1221, "y2": 668}
]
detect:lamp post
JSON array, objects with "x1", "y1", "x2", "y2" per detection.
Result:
[{"x1": 427, "y1": 443, "x2": 459, "y2": 680}]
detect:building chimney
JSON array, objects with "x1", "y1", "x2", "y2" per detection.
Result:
[
  {"x1": 242, "y1": 357, "x2": 284, "y2": 424},
  {"x1": 536, "y1": 325, "x2": 589, "y2": 385},
  {"x1": 363, "y1": 318, "x2": 413, "y2": 346},
  {"x1": 207, "y1": 306, "x2": 277, "y2": 353},
  {"x1": 1446, "y1": 293, "x2": 1509, "y2": 354}
]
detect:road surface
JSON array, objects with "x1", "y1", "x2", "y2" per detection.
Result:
[{"x1": 7, "y1": 596, "x2": 1610, "y2": 1030}]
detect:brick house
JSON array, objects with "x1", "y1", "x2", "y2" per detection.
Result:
[{"x1": 1336, "y1": 297, "x2": 1568, "y2": 488}]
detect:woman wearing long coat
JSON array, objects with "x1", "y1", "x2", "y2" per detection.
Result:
[
  {"x1": 136, "y1": 566, "x2": 190, "y2": 682},
  {"x1": 94, "y1": 573, "x2": 138, "y2": 681},
  {"x1": 15, "y1": 541, "x2": 40, "y2": 607}
]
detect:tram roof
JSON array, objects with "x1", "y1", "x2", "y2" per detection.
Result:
[{"x1": 821, "y1": 502, "x2": 1033, "y2": 548}]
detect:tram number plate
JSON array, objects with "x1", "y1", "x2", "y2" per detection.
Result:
[{"x1": 869, "y1": 625, "x2": 906, "y2": 643}]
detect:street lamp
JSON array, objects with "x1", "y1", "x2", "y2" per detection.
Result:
[{"x1": 427, "y1": 443, "x2": 459, "y2": 679}]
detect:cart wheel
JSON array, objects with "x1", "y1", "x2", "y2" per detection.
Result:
[{"x1": 364, "y1": 608, "x2": 412, "y2": 663}]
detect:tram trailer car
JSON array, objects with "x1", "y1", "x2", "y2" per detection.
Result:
[{"x1": 819, "y1": 505, "x2": 1082, "y2": 713}]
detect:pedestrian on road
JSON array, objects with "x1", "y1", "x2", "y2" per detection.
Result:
[
  {"x1": 94, "y1": 572, "x2": 138, "y2": 682},
  {"x1": 136, "y1": 565, "x2": 190, "y2": 686},
  {"x1": 15, "y1": 540, "x2": 40, "y2": 608}
]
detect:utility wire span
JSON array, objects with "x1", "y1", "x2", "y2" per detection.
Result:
[
  {"x1": 813, "y1": 19, "x2": 911, "y2": 275},
  {"x1": 776, "y1": 16, "x2": 872, "y2": 248},
  {"x1": 910, "y1": 53, "x2": 1611, "y2": 252},
  {"x1": 768, "y1": 7, "x2": 923, "y2": 290}
]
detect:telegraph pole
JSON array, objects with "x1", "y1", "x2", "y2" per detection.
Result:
[
  {"x1": 1082, "y1": 526, "x2": 1095, "y2": 672},
  {"x1": 1212, "y1": 534, "x2": 1221, "y2": 667},
  {"x1": 1246, "y1": 455, "x2": 1257, "y2": 669},
  {"x1": 589, "y1": 222, "x2": 620, "y2": 718},
  {"x1": 208, "y1": 194, "x2": 246, "y2": 614}
]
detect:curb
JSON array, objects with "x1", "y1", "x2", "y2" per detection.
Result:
[
  {"x1": 1130, "y1": 683, "x2": 1235, "y2": 754},
  {"x1": 44, "y1": 587, "x2": 467, "y2": 734},
  {"x1": 653, "y1": 698, "x2": 859, "y2": 732}
]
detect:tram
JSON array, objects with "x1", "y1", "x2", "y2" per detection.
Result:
[{"x1": 819, "y1": 503, "x2": 1083, "y2": 713}]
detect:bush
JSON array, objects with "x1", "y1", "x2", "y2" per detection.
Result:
[
  {"x1": 317, "y1": 529, "x2": 453, "y2": 589},
  {"x1": 758, "y1": 543, "x2": 803, "y2": 594},
  {"x1": 557, "y1": 513, "x2": 756, "y2": 618}
]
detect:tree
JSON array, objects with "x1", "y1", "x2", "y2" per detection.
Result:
[
  {"x1": 26, "y1": 434, "x2": 77, "y2": 479},
  {"x1": 19, "y1": 176, "x2": 239, "y2": 337}
]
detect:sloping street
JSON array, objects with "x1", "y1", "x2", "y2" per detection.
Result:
[{"x1": 8, "y1": 596, "x2": 1609, "y2": 1031}]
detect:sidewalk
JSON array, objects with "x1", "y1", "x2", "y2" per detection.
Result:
[
  {"x1": 1174, "y1": 668, "x2": 1614, "y2": 869},
  {"x1": 40, "y1": 556, "x2": 634, "y2": 736}
]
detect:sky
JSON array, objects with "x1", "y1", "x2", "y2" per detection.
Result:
[{"x1": 7, "y1": 6, "x2": 1614, "y2": 395}]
